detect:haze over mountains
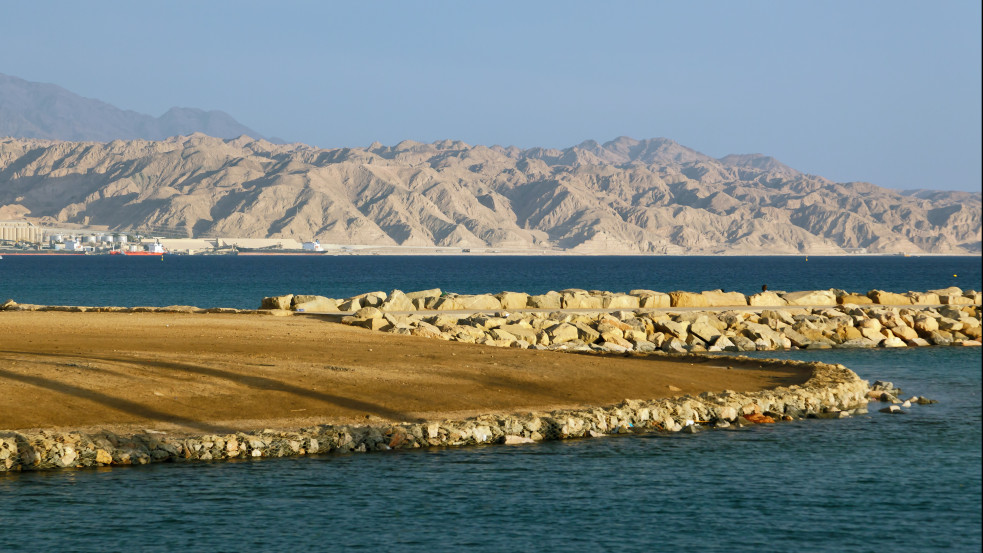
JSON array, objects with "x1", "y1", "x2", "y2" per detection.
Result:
[
  {"x1": 0, "y1": 73, "x2": 271, "y2": 142},
  {"x1": 0, "y1": 73, "x2": 979, "y2": 254}
]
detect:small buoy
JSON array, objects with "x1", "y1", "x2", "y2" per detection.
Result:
[{"x1": 953, "y1": 274, "x2": 957, "y2": 277}]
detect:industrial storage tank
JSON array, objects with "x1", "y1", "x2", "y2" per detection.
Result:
[
  {"x1": 100, "y1": 235, "x2": 114, "y2": 243},
  {"x1": 128, "y1": 244, "x2": 141, "y2": 252},
  {"x1": 85, "y1": 235, "x2": 97, "y2": 243},
  {"x1": 116, "y1": 235, "x2": 128, "y2": 244}
]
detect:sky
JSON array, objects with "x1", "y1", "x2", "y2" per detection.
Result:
[{"x1": 1, "y1": 0, "x2": 980, "y2": 192}]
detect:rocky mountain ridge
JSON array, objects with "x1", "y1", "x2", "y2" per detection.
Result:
[
  {"x1": 0, "y1": 134, "x2": 978, "y2": 254},
  {"x1": 0, "y1": 73, "x2": 271, "y2": 142}
]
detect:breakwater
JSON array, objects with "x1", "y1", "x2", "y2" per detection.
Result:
[
  {"x1": 1, "y1": 354, "x2": 868, "y2": 473},
  {"x1": 261, "y1": 287, "x2": 982, "y2": 351}
]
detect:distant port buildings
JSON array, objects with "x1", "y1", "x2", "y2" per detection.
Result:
[{"x1": 0, "y1": 220, "x2": 43, "y2": 243}]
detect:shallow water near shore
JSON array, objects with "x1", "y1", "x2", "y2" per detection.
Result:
[
  {"x1": 1, "y1": 255, "x2": 978, "y2": 308},
  {"x1": 1, "y1": 347, "x2": 979, "y2": 552}
]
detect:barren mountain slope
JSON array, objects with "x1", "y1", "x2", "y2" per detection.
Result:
[{"x1": 0, "y1": 135, "x2": 978, "y2": 254}]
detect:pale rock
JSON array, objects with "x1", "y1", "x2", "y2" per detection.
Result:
[
  {"x1": 881, "y1": 336, "x2": 907, "y2": 348},
  {"x1": 527, "y1": 292, "x2": 562, "y2": 309},
  {"x1": 867, "y1": 290, "x2": 912, "y2": 305},
  {"x1": 379, "y1": 290, "x2": 416, "y2": 312},
  {"x1": 547, "y1": 322, "x2": 580, "y2": 344},
  {"x1": 292, "y1": 295, "x2": 339, "y2": 312},
  {"x1": 354, "y1": 306, "x2": 384, "y2": 319},
  {"x1": 701, "y1": 290, "x2": 748, "y2": 307},
  {"x1": 782, "y1": 290, "x2": 837, "y2": 306},
  {"x1": 747, "y1": 291, "x2": 788, "y2": 307},
  {"x1": 260, "y1": 294, "x2": 294, "y2": 310},
  {"x1": 496, "y1": 291, "x2": 529, "y2": 310},
  {"x1": 601, "y1": 294, "x2": 639, "y2": 309},
  {"x1": 669, "y1": 291, "x2": 708, "y2": 308}
]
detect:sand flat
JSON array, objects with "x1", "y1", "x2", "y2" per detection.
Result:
[{"x1": 0, "y1": 311, "x2": 808, "y2": 436}]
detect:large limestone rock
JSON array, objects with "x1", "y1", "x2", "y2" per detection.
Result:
[
  {"x1": 908, "y1": 292, "x2": 940, "y2": 305},
  {"x1": 527, "y1": 292, "x2": 562, "y2": 309},
  {"x1": 601, "y1": 294, "x2": 639, "y2": 310},
  {"x1": 837, "y1": 293, "x2": 873, "y2": 305},
  {"x1": 379, "y1": 290, "x2": 416, "y2": 312},
  {"x1": 292, "y1": 295, "x2": 339, "y2": 312},
  {"x1": 701, "y1": 290, "x2": 748, "y2": 307},
  {"x1": 747, "y1": 291, "x2": 788, "y2": 307},
  {"x1": 547, "y1": 322, "x2": 580, "y2": 344},
  {"x1": 688, "y1": 321, "x2": 722, "y2": 343},
  {"x1": 867, "y1": 290, "x2": 912, "y2": 305},
  {"x1": 655, "y1": 320, "x2": 690, "y2": 340},
  {"x1": 351, "y1": 291, "x2": 387, "y2": 308},
  {"x1": 455, "y1": 295, "x2": 502, "y2": 311},
  {"x1": 561, "y1": 291, "x2": 603, "y2": 309},
  {"x1": 260, "y1": 294, "x2": 294, "y2": 310},
  {"x1": 630, "y1": 290, "x2": 671, "y2": 309},
  {"x1": 497, "y1": 291, "x2": 529, "y2": 310},
  {"x1": 782, "y1": 290, "x2": 837, "y2": 306},
  {"x1": 669, "y1": 291, "x2": 707, "y2": 308}
]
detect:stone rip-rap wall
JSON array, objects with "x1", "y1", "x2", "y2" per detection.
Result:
[
  {"x1": 1, "y1": 355, "x2": 868, "y2": 473},
  {"x1": 255, "y1": 287, "x2": 983, "y2": 352}
]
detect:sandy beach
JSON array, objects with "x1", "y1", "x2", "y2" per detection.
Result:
[{"x1": 0, "y1": 311, "x2": 809, "y2": 436}]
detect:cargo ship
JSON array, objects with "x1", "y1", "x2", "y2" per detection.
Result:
[{"x1": 232, "y1": 239, "x2": 329, "y2": 255}]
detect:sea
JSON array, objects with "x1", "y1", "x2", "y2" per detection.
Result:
[{"x1": 0, "y1": 256, "x2": 980, "y2": 552}]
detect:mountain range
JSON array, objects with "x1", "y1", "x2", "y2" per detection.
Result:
[
  {"x1": 0, "y1": 134, "x2": 978, "y2": 254},
  {"x1": 0, "y1": 73, "x2": 272, "y2": 142}
]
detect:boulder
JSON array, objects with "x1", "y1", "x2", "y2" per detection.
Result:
[
  {"x1": 498, "y1": 324, "x2": 539, "y2": 343},
  {"x1": 868, "y1": 290, "x2": 912, "y2": 305},
  {"x1": 338, "y1": 298, "x2": 362, "y2": 311},
  {"x1": 747, "y1": 291, "x2": 788, "y2": 307},
  {"x1": 701, "y1": 290, "x2": 748, "y2": 307},
  {"x1": 573, "y1": 322, "x2": 601, "y2": 343},
  {"x1": 379, "y1": 290, "x2": 416, "y2": 312},
  {"x1": 655, "y1": 320, "x2": 689, "y2": 340},
  {"x1": 406, "y1": 288, "x2": 442, "y2": 301},
  {"x1": 547, "y1": 322, "x2": 580, "y2": 344},
  {"x1": 292, "y1": 295, "x2": 339, "y2": 312},
  {"x1": 561, "y1": 292, "x2": 602, "y2": 309},
  {"x1": 601, "y1": 294, "x2": 639, "y2": 310},
  {"x1": 432, "y1": 296, "x2": 461, "y2": 310},
  {"x1": 688, "y1": 321, "x2": 722, "y2": 343},
  {"x1": 782, "y1": 290, "x2": 837, "y2": 306},
  {"x1": 882, "y1": 336, "x2": 907, "y2": 348},
  {"x1": 891, "y1": 324, "x2": 919, "y2": 342},
  {"x1": 913, "y1": 316, "x2": 939, "y2": 335},
  {"x1": 669, "y1": 291, "x2": 707, "y2": 308},
  {"x1": 837, "y1": 294, "x2": 873, "y2": 305},
  {"x1": 496, "y1": 292, "x2": 530, "y2": 310},
  {"x1": 455, "y1": 295, "x2": 502, "y2": 311},
  {"x1": 352, "y1": 291, "x2": 387, "y2": 308},
  {"x1": 354, "y1": 307, "x2": 384, "y2": 319},
  {"x1": 527, "y1": 292, "x2": 562, "y2": 309},
  {"x1": 260, "y1": 294, "x2": 294, "y2": 310},
  {"x1": 632, "y1": 292, "x2": 672, "y2": 309},
  {"x1": 908, "y1": 292, "x2": 940, "y2": 305}
]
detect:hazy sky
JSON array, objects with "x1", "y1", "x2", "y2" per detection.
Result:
[{"x1": 1, "y1": 1, "x2": 980, "y2": 191}]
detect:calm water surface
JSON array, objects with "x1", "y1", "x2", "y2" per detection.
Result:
[
  {"x1": 1, "y1": 348, "x2": 979, "y2": 552},
  {"x1": 0, "y1": 255, "x2": 978, "y2": 308}
]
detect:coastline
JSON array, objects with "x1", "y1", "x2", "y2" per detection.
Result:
[{"x1": 0, "y1": 310, "x2": 865, "y2": 472}]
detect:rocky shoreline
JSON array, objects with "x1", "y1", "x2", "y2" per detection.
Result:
[
  {"x1": 261, "y1": 286, "x2": 982, "y2": 352},
  {"x1": 1, "y1": 354, "x2": 868, "y2": 473}
]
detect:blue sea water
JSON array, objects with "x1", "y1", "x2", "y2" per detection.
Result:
[
  {"x1": 0, "y1": 348, "x2": 979, "y2": 552},
  {"x1": 0, "y1": 255, "x2": 979, "y2": 308},
  {"x1": 0, "y1": 256, "x2": 980, "y2": 551}
]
